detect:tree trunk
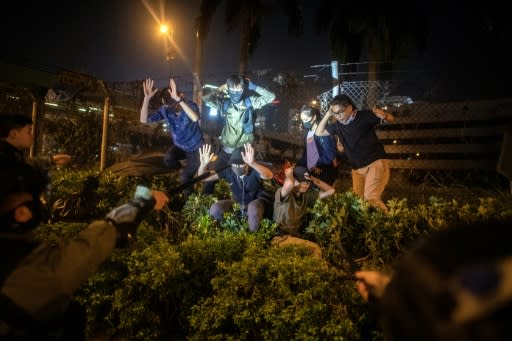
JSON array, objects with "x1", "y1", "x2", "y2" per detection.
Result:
[
  {"x1": 239, "y1": 21, "x2": 249, "y2": 76},
  {"x1": 193, "y1": 25, "x2": 203, "y2": 111},
  {"x1": 238, "y1": 6, "x2": 252, "y2": 76}
]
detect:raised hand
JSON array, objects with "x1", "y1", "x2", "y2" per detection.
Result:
[
  {"x1": 372, "y1": 106, "x2": 386, "y2": 119},
  {"x1": 168, "y1": 78, "x2": 180, "y2": 101},
  {"x1": 284, "y1": 166, "x2": 294, "y2": 178},
  {"x1": 143, "y1": 78, "x2": 158, "y2": 98},
  {"x1": 244, "y1": 77, "x2": 256, "y2": 90},
  {"x1": 303, "y1": 172, "x2": 312, "y2": 182},
  {"x1": 241, "y1": 143, "x2": 254, "y2": 166},
  {"x1": 218, "y1": 83, "x2": 228, "y2": 93},
  {"x1": 199, "y1": 144, "x2": 215, "y2": 166}
]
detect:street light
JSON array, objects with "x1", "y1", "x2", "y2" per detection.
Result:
[
  {"x1": 160, "y1": 24, "x2": 169, "y2": 34},
  {"x1": 159, "y1": 22, "x2": 174, "y2": 77}
]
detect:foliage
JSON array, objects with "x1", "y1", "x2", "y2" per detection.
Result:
[
  {"x1": 181, "y1": 193, "x2": 220, "y2": 236},
  {"x1": 74, "y1": 225, "x2": 186, "y2": 340},
  {"x1": 38, "y1": 169, "x2": 512, "y2": 340},
  {"x1": 196, "y1": 0, "x2": 303, "y2": 73},
  {"x1": 43, "y1": 111, "x2": 102, "y2": 166},
  {"x1": 188, "y1": 245, "x2": 364, "y2": 341},
  {"x1": 304, "y1": 192, "x2": 512, "y2": 270},
  {"x1": 173, "y1": 233, "x2": 263, "y2": 330}
]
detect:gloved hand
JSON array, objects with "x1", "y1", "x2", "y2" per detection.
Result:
[{"x1": 105, "y1": 196, "x2": 156, "y2": 245}]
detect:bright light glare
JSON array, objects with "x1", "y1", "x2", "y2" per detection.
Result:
[
  {"x1": 209, "y1": 108, "x2": 218, "y2": 117},
  {"x1": 203, "y1": 84, "x2": 219, "y2": 89},
  {"x1": 141, "y1": 0, "x2": 192, "y2": 73}
]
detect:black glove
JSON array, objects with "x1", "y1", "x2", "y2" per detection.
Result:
[{"x1": 105, "y1": 197, "x2": 155, "y2": 245}]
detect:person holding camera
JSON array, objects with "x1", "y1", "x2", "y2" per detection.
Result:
[
  {"x1": 201, "y1": 74, "x2": 275, "y2": 194},
  {"x1": 0, "y1": 162, "x2": 168, "y2": 339},
  {"x1": 316, "y1": 94, "x2": 394, "y2": 213}
]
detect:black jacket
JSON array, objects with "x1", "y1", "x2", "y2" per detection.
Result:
[{"x1": 0, "y1": 140, "x2": 25, "y2": 165}]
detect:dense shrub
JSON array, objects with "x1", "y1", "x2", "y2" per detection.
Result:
[
  {"x1": 188, "y1": 245, "x2": 364, "y2": 341},
  {"x1": 34, "y1": 169, "x2": 512, "y2": 340}
]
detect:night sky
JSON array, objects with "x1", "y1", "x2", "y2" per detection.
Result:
[{"x1": 2, "y1": 1, "x2": 511, "y2": 100}]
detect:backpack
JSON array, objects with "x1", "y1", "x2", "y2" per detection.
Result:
[{"x1": 222, "y1": 97, "x2": 254, "y2": 134}]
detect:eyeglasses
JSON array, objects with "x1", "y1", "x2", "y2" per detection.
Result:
[{"x1": 331, "y1": 106, "x2": 347, "y2": 116}]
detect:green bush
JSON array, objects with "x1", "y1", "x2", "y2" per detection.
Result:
[
  {"x1": 188, "y1": 245, "x2": 364, "y2": 341},
  {"x1": 37, "y1": 170, "x2": 512, "y2": 340}
]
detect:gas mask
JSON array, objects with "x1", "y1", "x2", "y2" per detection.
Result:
[{"x1": 228, "y1": 90, "x2": 243, "y2": 104}]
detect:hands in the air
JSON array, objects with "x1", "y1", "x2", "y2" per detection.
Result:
[
  {"x1": 167, "y1": 78, "x2": 181, "y2": 102},
  {"x1": 199, "y1": 144, "x2": 216, "y2": 166},
  {"x1": 241, "y1": 143, "x2": 255, "y2": 166},
  {"x1": 143, "y1": 78, "x2": 158, "y2": 98},
  {"x1": 372, "y1": 106, "x2": 387, "y2": 120}
]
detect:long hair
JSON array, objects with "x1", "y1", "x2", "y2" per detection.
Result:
[{"x1": 300, "y1": 104, "x2": 320, "y2": 124}]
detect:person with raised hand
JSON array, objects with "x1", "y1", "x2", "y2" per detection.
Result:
[
  {"x1": 198, "y1": 142, "x2": 273, "y2": 232},
  {"x1": 140, "y1": 77, "x2": 203, "y2": 199}
]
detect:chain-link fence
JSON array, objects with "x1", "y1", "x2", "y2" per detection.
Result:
[{"x1": 2, "y1": 60, "x2": 511, "y2": 200}]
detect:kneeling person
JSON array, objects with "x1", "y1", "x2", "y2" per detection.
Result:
[
  {"x1": 198, "y1": 143, "x2": 273, "y2": 232},
  {"x1": 274, "y1": 166, "x2": 335, "y2": 236}
]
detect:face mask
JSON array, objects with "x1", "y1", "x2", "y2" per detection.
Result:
[
  {"x1": 232, "y1": 165, "x2": 246, "y2": 177},
  {"x1": 303, "y1": 120, "x2": 314, "y2": 130},
  {"x1": 0, "y1": 199, "x2": 43, "y2": 234},
  {"x1": 228, "y1": 90, "x2": 243, "y2": 103},
  {"x1": 339, "y1": 114, "x2": 355, "y2": 125}
]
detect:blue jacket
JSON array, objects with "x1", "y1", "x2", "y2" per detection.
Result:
[
  {"x1": 297, "y1": 131, "x2": 337, "y2": 169},
  {"x1": 147, "y1": 101, "x2": 203, "y2": 152},
  {"x1": 219, "y1": 168, "x2": 270, "y2": 205}
]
